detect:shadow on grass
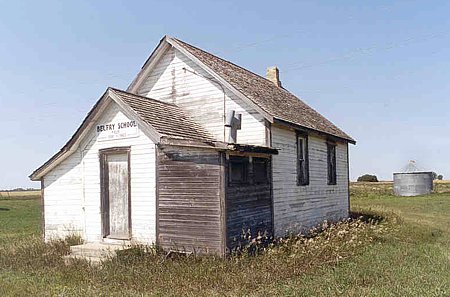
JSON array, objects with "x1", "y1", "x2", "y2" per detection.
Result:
[
  {"x1": 0, "y1": 207, "x2": 10, "y2": 211},
  {"x1": 350, "y1": 211, "x2": 384, "y2": 224}
]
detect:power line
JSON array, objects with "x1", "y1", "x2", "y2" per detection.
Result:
[
  {"x1": 218, "y1": 29, "x2": 307, "y2": 55},
  {"x1": 217, "y1": 4, "x2": 397, "y2": 56},
  {"x1": 282, "y1": 29, "x2": 450, "y2": 73}
]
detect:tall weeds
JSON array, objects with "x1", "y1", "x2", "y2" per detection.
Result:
[{"x1": 0, "y1": 214, "x2": 393, "y2": 296}]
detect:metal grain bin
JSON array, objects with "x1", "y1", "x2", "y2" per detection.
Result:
[{"x1": 393, "y1": 172, "x2": 433, "y2": 196}]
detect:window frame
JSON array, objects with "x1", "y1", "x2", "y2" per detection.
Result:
[
  {"x1": 296, "y1": 132, "x2": 309, "y2": 186},
  {"x1": 327, "y1": 141, "x2": 337, "y2": 185},
  {"x1": 228, "y1": 156, "x2": 249, "y2": 185},
  {"x1": 252, "y1": 157, "x2": 270, "y2": 184}
]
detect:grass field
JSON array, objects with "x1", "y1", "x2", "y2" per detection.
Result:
[
  {"x1": 0, "y1": 185, "x2": 449, "y2": 296},
  {"x1": 0, "y1": 190, "x2": 41, "y2": 200}
]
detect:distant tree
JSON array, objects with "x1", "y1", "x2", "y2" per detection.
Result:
[
  {"x1": 11, "y1": 188, "x2": 25, "y2": 192},
  {"x1": 357, "y1": 174, "x2": 378, "y2": 182},
  {"x1": 438, "y1": 174, "x2": 444, "y2": 180},
  {"x1": 431, "y1": 172, "x2": 438, "y2": 180}
]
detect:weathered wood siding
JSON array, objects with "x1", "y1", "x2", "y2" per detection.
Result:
[
  {"x1": 80, "y1": 102, "x2": 156, "y2": 243},
  {"x1": 157, "y1": 147, "x2": 223, "y2": 254},
  {"x1": 136, "y1": 47, "x2": 267, "y2": 146},
  {"x1": 102, "y1": 151, "x2": 131, "y2": 239},
  {"x1": 271, "y1": 125, "x2": 349, "y2": 237},
  {"x1": 43, "y1": 101, "x2": 156, "y2": 243},
  {"x1": 42, "y1": 152, "x2": 83, "y2": 241},
  {"x1": 226, "y1": 157, "x2": 272, "y2": 249}
]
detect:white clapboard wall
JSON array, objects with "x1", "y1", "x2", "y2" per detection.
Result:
[
  {"x1": 271, "y1": 125, "x2": 349, "y2": 236},
  {"x1": 136, "y1": 47, "x2": 267, "y2": 146},
  {"x1": 43, "y1": 152, "x2": 83, "y2": 240},
  {"x1": 43, "y1": 101, "x2": 156, "y2": 243}
]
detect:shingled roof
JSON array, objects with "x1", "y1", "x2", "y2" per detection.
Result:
[
  {"x1": 169, "y1": 37, "x2": 355, "y2": 143},
  {"x1": 110, "y1": 88, "x2": 214, "y2": 142},
  {"x1": 30, "y1": 88, "x2": 215, "y2": 180}
]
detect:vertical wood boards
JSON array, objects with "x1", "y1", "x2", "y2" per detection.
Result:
[
  {"x1": 108, "y1": 154, "x2": 130, "y2": 238},
  {"x1": 40, "y1": 179, "x2": 45, "y2": 240},
  {"x1": 271, "y1": 125, "x2": 349, "y2": 237},
  {"x1": 219, "y1": 153, "x2": 227, "y2": 256},
  {"x1": 81, "y1": 103, "x2": 155, "y2": 243},
  {"x1": 136, "y1": 47, "x2": 267, "y2": 146},
  {"x1": 100, "y1": 148, "x2": 131, "y2": 240},
  {"x1": 156, "y1": 147, "x2": 223, "y2": 254},
  {"x1": 225, "y1": 156, "x2": 273, "y2": 250}
]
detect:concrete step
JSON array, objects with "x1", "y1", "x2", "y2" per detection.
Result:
[
  {"x1": 102, "y1": 237, "x2": 132, "y2": 245},
  {"x1": 64, "y1": 254, "x2": 102, "y2": 265},
  {"x1": 67, "y1": 242, "x2": 131, "y2": 263}
]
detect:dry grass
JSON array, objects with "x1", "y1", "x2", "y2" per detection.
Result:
[
  {"x1": 0, "y1": 190, "x2": 41, "y2": 200},
  {"x1": 0, "y1": 185, "x2": 449, "y2": 296},
  {"x1": 350, "y1": 180, "x2": 450, "y2": 197},
  {"x1": 0, "y1": 195, "x2": 388, "y2": 296},
  {"x1": 0, "y1": 216, "x2": 384, "y2": 296}
]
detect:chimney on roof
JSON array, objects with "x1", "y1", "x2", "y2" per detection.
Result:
[{"x1": 266, "y1": 66, "x2": 282, "y2": 87}]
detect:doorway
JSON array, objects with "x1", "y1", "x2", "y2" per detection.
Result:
[
  {"x1": 226, "y1": 155, "x2": 273, "y2": 250},
  {"x1": 100, "y1": 147, "x2": 131, "y2": 240}
]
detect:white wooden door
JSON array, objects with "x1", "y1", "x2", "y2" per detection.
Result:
[{"x1": 102, "y1": 152, "x2": 130, "y2": 239}]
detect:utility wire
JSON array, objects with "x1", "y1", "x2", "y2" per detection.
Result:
[
  {"x1": 218, "y1": 29, "x2": 307, "y2": 55},
  {"x1": 282, "y1": 29, "x2": 450, "y2": 73}
]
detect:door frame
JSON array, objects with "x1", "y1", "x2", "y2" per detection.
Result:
[
  {"x1": 99, "y1": 146, "x2": 132, "y2": 239},
  {"x1": 224, "y1": 153, "x2": 274, "y2": 250}
]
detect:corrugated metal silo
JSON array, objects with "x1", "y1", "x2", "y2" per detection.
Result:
[{"x1": 393, "y1": 172, "x2": 433, "y2": 197}]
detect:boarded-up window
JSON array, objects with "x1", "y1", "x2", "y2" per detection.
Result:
[
  {"x1": 327, "y1": 142, "x2": 337, "y2": 185},
  {"x1": 253, "y1": 157, "x2": 269, "y2": 184},
  {"x1": 229, "y1": 156, "x2": 248, "y2": 184},
  {"x1": 297, "y1": 133, "x2": 309, "y2": 186}
]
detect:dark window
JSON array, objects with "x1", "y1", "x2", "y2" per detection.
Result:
[
  {"x1": 229, "y1": 156, "x2": 248, "y2": 184},
  {"x1": 253, "y1": 157, "x2": 269, "y2": 184},
  {"x1": 297, "y1": 133, "x2": 309, "y2": 186},
  {"x1": 327, "y1": 142, "x2": 337, "y2": 185}
]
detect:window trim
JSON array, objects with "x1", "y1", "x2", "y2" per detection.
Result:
[
  {"x1": 327, "y1": 141, "x2": 337, "y2": 185},
  {"x1": 228, "y1": 156, "x2": 249, "y2": 185},
  {"x1": 296, "y1": 132, "x2": 309, "y2": 186},
  {"x1": 253, "y1": 157, "x2": 270, "y2": 184}
]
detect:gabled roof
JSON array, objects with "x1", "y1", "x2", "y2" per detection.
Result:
[
  {"x1": 30, "y1": 88, "x2": 215, "y2": 180},
  {"x1": 167, "y1": 37, "x2": 355, "y2": 143},
  {"x1": 110, "y1": 88, "x2": 214, "y2": 142}
]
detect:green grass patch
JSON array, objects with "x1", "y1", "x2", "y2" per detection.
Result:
[
  {"x1": 0, "y1": 190, "x2": 449, "y2": 296},
  {"x1": 0, "y1": 199, "x2": 41, "y2": 245}
]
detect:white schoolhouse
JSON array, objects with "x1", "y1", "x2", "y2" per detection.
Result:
[{"x1": 30, "y1": 36, "x2": 355, "y2": 256}]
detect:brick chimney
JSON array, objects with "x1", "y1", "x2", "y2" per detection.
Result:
[{"x1": 266, "y1": 66, "x2": 282, "y2": 87}]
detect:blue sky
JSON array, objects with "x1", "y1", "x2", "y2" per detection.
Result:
[{"x1": 1, "y1": 0, "x2": 449, "y2": 188}]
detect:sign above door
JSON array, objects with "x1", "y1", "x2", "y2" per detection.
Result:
[{"x1": 96, "y1": 120, "x2": 139, "y2": 141}]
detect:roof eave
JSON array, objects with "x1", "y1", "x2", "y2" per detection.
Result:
[
  {"x1": 273, "y1": 118, "x2": 356, "y2": 145},
  {"x1": 227, "y1": 143, "x2": 278, "y2": 155},
  {"x1": 29, "y1": 91, "x2": 113, "y2": 181},
  {"x1": 29, "y1": 88, "x2": 164, "y2": 181},
  {"x1": 165, "y1": 37, "x2": 274, "y2": 123},
  {"x1": 127, "y1": 36, "x2": 172, "y2": 93}
]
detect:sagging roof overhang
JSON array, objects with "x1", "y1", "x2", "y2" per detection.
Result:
[{"x1": 158, "y1": 137, "x2": 278, "y2": 155}]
